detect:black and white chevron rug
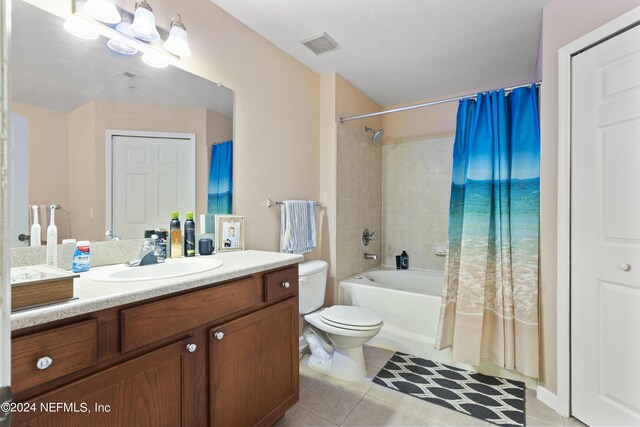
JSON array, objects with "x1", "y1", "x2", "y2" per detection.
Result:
[{"x1": 373, "y1": 352, "x2": 526, "y2": 427}]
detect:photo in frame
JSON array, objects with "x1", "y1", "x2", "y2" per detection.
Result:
[{"x1": 215, "y1": 215, "x2": 244, "y2": 252}]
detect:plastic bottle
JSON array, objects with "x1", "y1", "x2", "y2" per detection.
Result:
[
  {"x1": 46, "y1": 205, "x2": 58, "y2": 267},
  {"x1": 184, "y1": 212, "x2": 196, "y2": 257},
  {"x1": 72, "y1": 241, "x2": 91, "y2": 273},
  {"x1": 170, "y1": 212, "x2": 182, "y2": 259},
  {"x1": 30, "y1": 205, "x2": 41, "y2": 246},
  {"x1": 400, "y1": 251, "x2": 409, "y2": 270}
]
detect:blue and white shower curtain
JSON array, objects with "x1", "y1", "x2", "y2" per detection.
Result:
[
  {"x1": 208, "y1": 140, "x2": 233, "y2": 215},
  {"x1": 435, "y1": 85, "x2": 540, "y2": 378}
]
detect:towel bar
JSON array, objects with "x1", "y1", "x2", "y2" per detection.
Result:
[{"x1": 267, "y1": 199, "x2": 323, "y2": 208}]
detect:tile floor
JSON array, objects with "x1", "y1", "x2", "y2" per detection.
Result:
[{"x1": 275, "y1": 346, "x2": 587, "y2": 427}]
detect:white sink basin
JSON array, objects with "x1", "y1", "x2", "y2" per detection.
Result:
[{"x1": 86, "y1": 258, "x2": 224, "y2": 283}]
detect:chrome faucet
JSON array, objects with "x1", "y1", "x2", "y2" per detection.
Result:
[
  {"x1": 126, "y1": 239, "x2": 159, "y2": 267},
  {"x1": 362, "y1": 228, "x2": 376, "y2": 246},
  {"x1": 364, "y1": 253, "x2": 378, "y2": 260},
  {"x1": 105, "y1": 230, "x2": 121, "y2": 241}
]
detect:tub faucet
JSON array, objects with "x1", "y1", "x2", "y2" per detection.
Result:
[{"x1": 364, "y1": 253, "x2": 378, "y2": 260}]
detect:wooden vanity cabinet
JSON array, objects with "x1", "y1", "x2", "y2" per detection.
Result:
[
  {"x1": 12, "y1": 338, "x2": 196, "y2": 427},
  {"x1": 210, "y1": 298, "x2": 298, "y2": 427},
  {"x1": 11, "y1": 264, "x2": 299, "y2": 427}
]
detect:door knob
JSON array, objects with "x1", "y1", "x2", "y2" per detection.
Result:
[
  {"x1": 214, "y1": 331, "x2": 224, "y2": 340},
  {"x1": 186, "y1": 343, "x2": 197, "y2": 353},
  {"x1": 618, "y1": 262, "x2": 631, "y2": 271},
  {"x1": 281, "y1": 281, "x2": 290, "y2": 289}
]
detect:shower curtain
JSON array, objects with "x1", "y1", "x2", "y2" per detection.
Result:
[
  {"x1": 435, "y1": 85, "x2": 540, "y2": 378},
  {"x1": 208, "y1": 140, "x2": 233, "y2": 215}
]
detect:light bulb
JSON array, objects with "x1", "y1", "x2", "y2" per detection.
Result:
[
  {"x1": 107, "y1": 39, "x2": 138, "y2": 55},
  {"x1": 84, "y1": 0, "x2": 121, "y2": 24},
  {"x1": 142, "y1": 52, "x2": 169, "y2": 68},
  {"x1": 130, "y1": 1, "x2": 160, "y2": 42},
  {"x1": 163, "y1": 14, "x2": 191, "y2": 57},
  {"x1": 63, "y1": 20, "x2": 99, "y2": 40}
]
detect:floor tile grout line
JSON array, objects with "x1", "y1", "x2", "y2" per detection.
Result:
[{"x1": 337, "y1": 391, "x2": 367, "y2": 426}]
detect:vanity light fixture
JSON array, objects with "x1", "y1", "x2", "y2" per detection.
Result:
[
  {"x1": 63, "y1": 19, "x2": 99, "y2": 40},
  {"x1": 68, "y1": 0, "x2": 191, "y2": 68},
  {"x1": 83, "y1": 0, "x2": 121, "y2": 24},
  {"x1": 129, "y1": 0, "x2": 160, "y2": 42},
  {"x1": 163, "y1": 14, "x2": 190, "y2": 57}
]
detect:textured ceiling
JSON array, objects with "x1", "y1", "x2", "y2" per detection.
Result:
[{"x1": 210, "y1": 0, "x2": 548, "y2": 106}]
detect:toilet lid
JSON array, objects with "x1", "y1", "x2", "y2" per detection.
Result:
[{"x1": 320, "y1": 305, "x2": 383, "y2": 329}]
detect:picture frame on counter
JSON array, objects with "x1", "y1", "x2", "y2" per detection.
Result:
[{"x1": 215, "y1": 215, "x2": 244, "y2": 252}]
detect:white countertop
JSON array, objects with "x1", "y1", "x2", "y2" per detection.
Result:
[{"x1": 11, "y1": 250, "x2": 303, "y2": 331}]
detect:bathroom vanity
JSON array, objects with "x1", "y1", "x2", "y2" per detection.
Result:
[{"x1": 9, "y1": 250, "x2": 302, "y2": 426}]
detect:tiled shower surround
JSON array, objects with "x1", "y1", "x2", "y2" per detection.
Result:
[
  {"x1": 336, "y1": 126, "x2": 382, "y2": 282},
  {"x1": 382, "y1": 136, "x2": 454, "y2": 271}
]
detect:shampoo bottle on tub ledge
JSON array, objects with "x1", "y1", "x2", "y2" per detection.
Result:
[{"x1": 400, "y1": 251, "x2": 409, "y2": 270}]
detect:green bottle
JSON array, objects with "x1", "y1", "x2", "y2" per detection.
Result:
[{"x1": 184, "y1": 212, "x2": 196, "y2": 257}]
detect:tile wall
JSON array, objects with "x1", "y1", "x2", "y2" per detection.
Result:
[
  {"x1": 335, "y1": 125, "x2": 382, "y2": 282},
  {"x1": 382, "y1": 136, "x2": 454, "y2": 270}
]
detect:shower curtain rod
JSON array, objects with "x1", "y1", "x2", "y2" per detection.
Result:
[{"x1": 339, "y1": 81, "x2": 541, "y2": 123}]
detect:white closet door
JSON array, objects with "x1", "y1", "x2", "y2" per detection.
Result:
[
  {"x1": 571, "y1": 24, "x2": 640, "y2": 426},
  {"x1": 111, "y1": 135, "x2": 195, "y2": 239}
]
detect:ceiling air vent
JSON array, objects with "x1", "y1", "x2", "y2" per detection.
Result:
[{"x1": 301, "y1": 32, "x2": 341, "y2": 55}]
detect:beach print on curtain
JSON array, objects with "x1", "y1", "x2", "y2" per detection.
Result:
[
  {"x1": 208, "y1": 140, "x2": 233, "y2": 215},
  {"x1": 435, "y1": 85, "x2": 540, "y2": 378}
]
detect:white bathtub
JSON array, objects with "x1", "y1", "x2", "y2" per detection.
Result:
[
  {"x1": 339, "y1": 267, "x2": 537, "y2": 387},
  {"x1": 339, "y1": 267, "x2": 448, "y2": 364}
]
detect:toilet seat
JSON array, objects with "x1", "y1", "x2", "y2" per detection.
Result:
[{"x1": 319, "y1": 305, "x2": 383, "y2": 331}]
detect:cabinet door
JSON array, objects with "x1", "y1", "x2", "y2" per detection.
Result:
[
  {"x1": 210, "y1": 298, "x2": 298, "y2": 427},
  {"x1": 13, "y1": 338, "x2": 200, "y2": 427}
]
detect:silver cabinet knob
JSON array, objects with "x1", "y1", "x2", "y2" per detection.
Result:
[
  {"x1": 619, "y1": 262, "x2": 631, "y2": 271},
  {"x1": 214, "y1": 331, "x2": 224, "y2": 340},
  {"x1": 186, "y1": 343, "x2": 197, "y2": 353},
  {"x1": 36, "y1": 356, "x2": 53, "y2": 370},
  {"x1": 281, "y1": 281, "x2": 291, "y2": 289}
]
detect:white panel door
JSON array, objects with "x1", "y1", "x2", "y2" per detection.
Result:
[
  {"x1": 111, "y1": 135, "x2": 195, "y2": 239},
  {"x1": 571, "y1": 24, "x2": 640, "y2": 426}
]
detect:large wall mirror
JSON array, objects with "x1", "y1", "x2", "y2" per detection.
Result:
[{"x1": 10, "y1": 0, "x2": 233, "y2": 247}]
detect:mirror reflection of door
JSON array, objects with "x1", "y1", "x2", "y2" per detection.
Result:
[
  {"x1": 10, "y1": 113, "x2": 29, "y2": 247},
  {"x1": 109, "y1": 132, "x2": 195, "y2": 240}
]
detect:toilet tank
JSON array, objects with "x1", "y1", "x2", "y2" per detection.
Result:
[{"x1": 298, "y1": 260, "x2": 328, "y2": 315}]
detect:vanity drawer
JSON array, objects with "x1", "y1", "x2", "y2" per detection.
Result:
[
  {"x1": 121, "y1": 276, "x2": 260, "y2": 353},
  {"x1": 264, "y1": 266, "x2": 298, "y2": 302},
  {"x1": 12, "y1": 319, "x2": 98, "y2": 394}
]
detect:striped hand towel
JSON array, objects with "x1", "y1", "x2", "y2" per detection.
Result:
[{"x1": 280, "y1": 200, "x2": 317, "y2": 254}]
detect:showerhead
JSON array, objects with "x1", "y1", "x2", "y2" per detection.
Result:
[{"x1": 365, "y1": 126, "x2": 384, "y2": 142}]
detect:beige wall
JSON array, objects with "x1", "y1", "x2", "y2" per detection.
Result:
[
  {"x1": 319, "y1": 74, "x2": 338, "y2": 305},
  {"x1": 336, "y1": 75, "x2": 383, "y2": 140},
  {"x1": 11, "y1": 102, "x2": 72, "y2": 240},
  {"x1": 23, "y1": 0, "x2": 321, "y2": 257},
  {"x1": 538, "y1": 0, "x2": 640, "y2": 393},
  {"x1": 382, "y1": 137, "x2": 453, "y2": 270},
  {"x1": 382, "y1": 101, "x2": 457, "y2": 142}
]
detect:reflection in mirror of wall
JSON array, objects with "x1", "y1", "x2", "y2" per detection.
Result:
[{"x1": 10, "y1": 0, "x2": 233, "y2": 247}]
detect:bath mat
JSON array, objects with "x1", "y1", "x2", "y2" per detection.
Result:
[{"x1": 373, "y1": 352, "x2": 525, "y2": 427}]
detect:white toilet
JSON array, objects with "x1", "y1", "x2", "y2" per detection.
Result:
[{"x1": 299, "y1": 260, "x2": 383, "y2": 382}]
